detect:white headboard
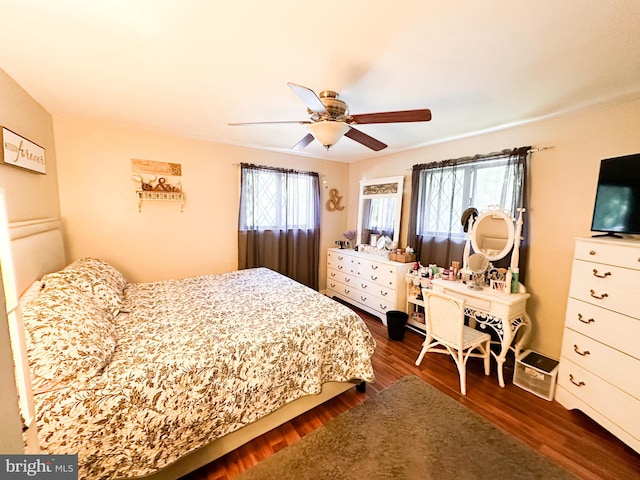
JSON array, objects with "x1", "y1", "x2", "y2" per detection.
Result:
[{"x1": 9, "y1": 218, "x2": 66, "y2": 296}]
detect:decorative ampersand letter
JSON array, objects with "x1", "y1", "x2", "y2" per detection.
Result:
[{"x1": 326, "y1": 188, "x2": 345, "y2": 211}]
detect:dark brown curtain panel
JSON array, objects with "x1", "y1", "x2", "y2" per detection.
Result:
[{"x1": 238, "y1": 163, "x2": 321, "y2": 289}]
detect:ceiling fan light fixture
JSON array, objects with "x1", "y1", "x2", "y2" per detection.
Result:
[{"x1": 307, "y1": 121, "x2": 349, "y2": 149}]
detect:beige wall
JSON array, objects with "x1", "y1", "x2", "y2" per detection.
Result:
[
  {"x1": 347, "y1": 96, "x2": 640, "y2": 357},
  {"x1": 3, "y1": 62, "x2": 640, "y2": 360},
  {"x1": 0, "y1": 68, "x2": 60, "y2": 222},
  {"x1": 53, "y1": 115, "x2": 350, "y2": 283}
]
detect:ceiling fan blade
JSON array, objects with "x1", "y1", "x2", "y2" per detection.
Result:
[
  {"x1": 344, "y1": 127, "x2": 387, "y2": 151},
  {"x1": 228, "y1": 120, "x2": 310, "y2": 126},
  {"x1": 292, "y1": 133, "x2": 315, "y2": 150},
  {"x1": 349, "y1": 108, "x2": 432, "y2": 124},
  {"x1": 287, "y1": 82, "x2": 329, "y2": 116}
]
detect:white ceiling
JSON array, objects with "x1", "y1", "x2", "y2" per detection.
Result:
[{"x1": 1, "y1": 1, "x2": 639, "y2": 162}]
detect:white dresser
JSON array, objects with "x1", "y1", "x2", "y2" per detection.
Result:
[
  {"x1": 326, "y1": 248, "x2": 412, "y2": 323},
  {"x1": 555, "y1": 237, "x2": 640, "y2": 453}
]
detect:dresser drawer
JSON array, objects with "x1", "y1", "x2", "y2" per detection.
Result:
[
  {"x1": 326, "y1": 278, "x2": 352, "y2": 296},
  {"x1": 569, "y1": 260, "x2": 640, "y2": 318},
  {"x1": 327, "y1": 280, "x2": 360, "y2": 304},
  {"x1": 327, "y1": 250, "x2": 356, "y2": 275},
  {"x1": 565, "y1": 298, "x2": 640, "y2": 359},
  {"x1": 327, "y1": 268, "x2": 357, "y2": 288},
  {"x1": 557, "y1": 359, "x2": 640, "y2": 441},
  {"x1": 328, "y1": 284, "x2": 394, "y2": 318},
  {"x1": 561, "y1": 328, "x2": 640, "y2": 398},
  {"x1": 358, "y1": 293, "x2": 395, "y2": 317},
  {"x1": 356, "y1": 277, "x2": 395, "y2": 302},
  {"x1": 574, "y1": 239, "x2": 640, "y2": 270},
  {"x1": 357, "y1": 259, "x2": 397, "y2": 288},
  {"x1": 570, "y1": 258, "x2": 639, "y2": 295}
]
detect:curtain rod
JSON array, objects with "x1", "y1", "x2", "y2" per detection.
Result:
[
  {"x1": 405, "y1": 146, "x2": 552, "y2": 171},
  {"x1": 528, "y1": 146, "x2": 553, "y2": 153}
]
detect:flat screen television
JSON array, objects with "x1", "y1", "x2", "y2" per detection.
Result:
[{"x1": 590, "y1": 153, "x2": 640, "y2": 237}]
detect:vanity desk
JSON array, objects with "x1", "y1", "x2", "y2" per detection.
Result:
[{"x1": 407, "y1": 206, "x2": 531, "y2": 388}]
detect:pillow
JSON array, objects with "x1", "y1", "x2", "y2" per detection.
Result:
[
  {"x1": 21, "y1": 285, "x2": 117, "y2": 383},
  {"x1": 41, "y1": 257, "x2": 127, "y2": 316}
]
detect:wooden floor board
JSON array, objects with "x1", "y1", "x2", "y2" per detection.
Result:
[{"x1": 182, "y1": 308, "x2": 640, "y2": 480}]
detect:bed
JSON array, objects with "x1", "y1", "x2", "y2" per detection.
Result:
[{"x1": 10, "y1": 218, "x2": 376, "y2": 480}]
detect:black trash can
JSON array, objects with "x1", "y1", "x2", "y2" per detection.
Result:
[{"x1": 386, "y1": 310, "x2": 409, "y2": 341}]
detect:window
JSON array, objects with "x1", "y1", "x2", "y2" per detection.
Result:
[
  {"x1": 415, "y1": 156, "x2": 522, "y2": 239},
  {"x1": 240, "y1": 164, "x2": 318, "y2": 231},
  {"x1": 238, "y1": 163, "x2": 321, "y2": 289},
  {"x1": 407, "y1": 147, "x2": 529, "y2": 277}
]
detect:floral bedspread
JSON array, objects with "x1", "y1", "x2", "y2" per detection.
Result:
[{"x1": 34, "y1": 268, "x2": 376, "y2": 479}]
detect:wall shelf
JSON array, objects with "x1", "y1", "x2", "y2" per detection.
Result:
[{"x1": 137, "y1": 191, "x2": 184, "y2": 212}]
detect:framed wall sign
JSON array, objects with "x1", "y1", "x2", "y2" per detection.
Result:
[{"x1": 1, "y1": 127, "x2": 46, "y2": 174}]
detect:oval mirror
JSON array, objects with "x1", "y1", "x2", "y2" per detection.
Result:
[
  {"x1": 467, "y1": 253, "x2": 489, "y2": 290},
  {"x1": 470, "y1": 210, "x2": 515, "y2": 261},
  {"x1": 468, "y1": 252, "x2": 489, "y2": 273}
]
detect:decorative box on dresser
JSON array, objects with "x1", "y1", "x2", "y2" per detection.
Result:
[
  {"x1": 555, "y1": 237, "x2": 640, "y2": 454},
  {"x1": 326, "y1": 248, "x2": 412, "y2": 323}
]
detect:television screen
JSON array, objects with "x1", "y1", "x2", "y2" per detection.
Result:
[{"x1": 590, "y1": 153, "x2": 640, "y2": 236}]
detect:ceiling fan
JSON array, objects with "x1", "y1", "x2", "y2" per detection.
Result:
[{"x1": 229, "y1": 82, "x2": 432, "y2": 151}]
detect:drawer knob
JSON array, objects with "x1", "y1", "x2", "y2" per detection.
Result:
[
  {"x1": 345, "y1": 278, "x2": 350, "y2": 283},
  {"x1": 589, "y1": 289, "x2": 608, "y2": 300},
  {"x1": 361, "y1": 283, "x2": 367, "y2": 288},
  {"x1": 380, "y1": 304, "x2": 388, "y2": 310},
  {"x1": 338, "y1": 256, "x2": 344, "y2": 260},
  {"x1": 344, "y1": 289, "x2": 350, "y2": 294},
  {"x1": 592, "y1": 269, "x2": 611, "y2": 279},
  {"x1": 360, "y1": 296, "x2": 367, "y2": 301},
  {"x1": 371, "y1": 275, "x2": 378, "y2": 281},
  {"x1": 380, "y1": 291, "x2": 388, "y2": 296},
  {"x1": 371, "y1": 265, "x2": 378, "y2": 270},
  {"x1": 569, "y1": 374, "x2": 585, "y2": 387},
  {"x1": 573, "y1": 344, "x2": 591, "y2": 356},
  {"x1": 577, "y1": 313, "x2": 595, "y2": 324},
  {"x1": 589, "y1": 250, "x2": 596, "y2": 255}
]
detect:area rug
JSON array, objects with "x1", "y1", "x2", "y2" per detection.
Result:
[{"x1": 236, "y1": 375, "x2": 576, "y2": 479}]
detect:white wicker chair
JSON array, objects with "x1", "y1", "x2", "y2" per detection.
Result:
[{"x1": 415, "y1": 289, "x2": 491, "y2": 395}]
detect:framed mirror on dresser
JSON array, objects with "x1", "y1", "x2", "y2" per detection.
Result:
[
  {"x1": 356, "y1": 176, "x2": 404, "y2": 249},
  {"x1": 326, "y1": 176, "x2": 412, "y2": 323}
]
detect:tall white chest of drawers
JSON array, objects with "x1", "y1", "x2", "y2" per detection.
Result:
[
  {"x1": 555, "y1": 237, "x2": 640, "y2": 453},
  {"x1": 326, "y1": 248, "x2": 412, "y2": 323}
]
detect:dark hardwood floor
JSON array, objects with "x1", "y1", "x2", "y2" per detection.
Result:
[{"x1": 183, "y1": 308, "x2": 640, "y2": 480}]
